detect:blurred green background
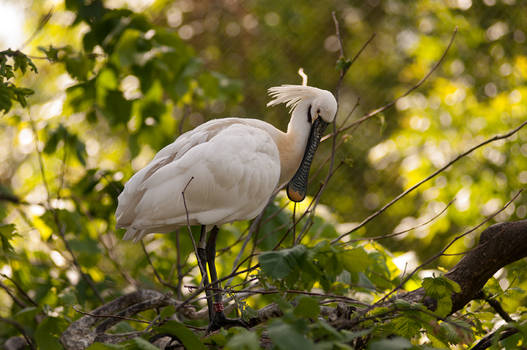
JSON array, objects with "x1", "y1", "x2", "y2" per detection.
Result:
[{"x1": 1, "y1": 0, "x2": 527, "y2": 347}]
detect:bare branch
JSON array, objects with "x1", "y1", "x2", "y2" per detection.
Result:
[{"x1": 61, "y1": 289, "x2": 175, "y2": 350}]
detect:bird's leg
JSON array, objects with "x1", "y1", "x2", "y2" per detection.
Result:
[
  {"x1": 197, "y1": 225, "x2": 214, "y2": 323},
  {"x1": 206, "y1": 226, "x2": 226, "y2": 327},
  {"x1": 206, "y1": 226, "x2": 248, "y2": 332}
]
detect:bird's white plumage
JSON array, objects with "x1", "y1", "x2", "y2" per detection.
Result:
[
  {"x1": 116, "y1": 120, "x2": 281, "y2": 241},
  {"x1": 116, "y1": 84, "x2": 338, "y2": 242},
  {"x1": 267, "y1": 85, "x2": 337, "y2": 123}
]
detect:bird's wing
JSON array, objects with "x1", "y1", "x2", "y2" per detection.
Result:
[
  {"x1": 116, "y1": 121, "x2": 280, "y2": 240},
  {"x1": 116, "y1": 118, "x2": 240, "y2": 227}
]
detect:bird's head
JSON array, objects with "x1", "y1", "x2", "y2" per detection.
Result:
[
  {"x1": 310, "y1": 90, "x2": 338, "y2": 124},
  {"x1": 267, "y1": 84, "x2": 337, "y2": 124},
  {"x1": 267, "y1": 84, "x2": 338, "y2": 202}
]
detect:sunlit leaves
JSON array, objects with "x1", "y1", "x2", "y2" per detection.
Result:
[
  {"x1": 259, "y1": 245, "x2": 307, "y2": 279},
  {"x1": 0, "y1": 50, "x2": 37, "y2": 113},
  {"x1": 2, "y1": 0, "x2": 527, "y2": 349},
  {"x1": 422, "y1": 276, "x2": 461, "y2": 317},
  {"x1": 39, "y1": 45, "x2": 95, "y2": 81},
  {"x1": 0, "y1": 223, "x2": 17, "y2": 256},
  {"x1": 44, "y1": 124, "x2": 88, "y2": 165},
  {"x1": 341, "y1": 247, "x2": 371, "y2": 273}
]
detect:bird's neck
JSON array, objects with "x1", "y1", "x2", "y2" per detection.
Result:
[
  {"x1": 275, "y1": 102, "x2": 312, "y2": 187},
  {"x1": 286, "y1": 102, "x2": 312, "y2": 141}
]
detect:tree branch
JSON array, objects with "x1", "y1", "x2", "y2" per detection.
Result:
[{"x1": 396, "y1": 220, "x2": 527, "y2": 315}]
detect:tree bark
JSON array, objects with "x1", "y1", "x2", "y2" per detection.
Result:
[{"x1": 398, "y1": 220, "x2": 527, "y2": 314}]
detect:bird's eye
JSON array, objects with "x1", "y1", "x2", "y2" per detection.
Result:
[
  {"x1": 317, "y1": 108, "x2": 321, "y2": 115},
  {"x1": 307, "y1": 105, "x2": 313, "y2": 123}
]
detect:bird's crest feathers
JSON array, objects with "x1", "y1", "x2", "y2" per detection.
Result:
[{"x1": 267, "y1": 85, "x2": 325, "y2": 113}]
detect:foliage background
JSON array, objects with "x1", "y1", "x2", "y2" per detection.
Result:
[{"x1": 1, "y1": 0, "x2": 527, "y2": 349}]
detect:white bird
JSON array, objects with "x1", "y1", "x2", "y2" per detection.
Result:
[{"x1": 115, "y1": 84, "x2": 337, "y2": 330}]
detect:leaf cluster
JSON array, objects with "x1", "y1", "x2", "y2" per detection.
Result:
[{"x1": 0, "y1": 49, "x2": 37, "y2": 113}]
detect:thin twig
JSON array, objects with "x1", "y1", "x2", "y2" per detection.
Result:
[
  {"x1": 375, "y1": 190, "x2": 522, "y2": 307},
  {"x1": 0, "y1": 317, "x2": 36, "y2": 349},
  {"x1": 322, "y1": 27, "x2": 457, "y2": 143},
  {"x1": 72, "y1": 306, "x2": 151, "y2": 324},
  {"x1": 348, "y1": 198, "x2": 455, "y2": 243},
  {"x1": 140, "y1": 241, "x2": 178, "y2": 291},
  {"x1": 181, "y1": 176, "x2": 200, "y2": 264},
  {"x1": 28, "y1": 115, "x2": 103, "y2": 302},
  {"x1": 341, "y1": 27, "x2": 457, "y2": 132},
  {"x1": 175, "y1": 264, "x2": 259, "y2": 312},
  {"x1": 0, "y1": 273, "x2": 38, "y2": 307},
  {"x1": 19, "y1": 8, "x2": 53, "y2": 50},
  {"x1": 184, "y1": 286, "x2": 368, "y2": 306},
  {"x1": 0, "y1": 281, "x2": 27, "y2": 308},
  {"x1": 332, "y1": 119, "x2": 527, "y2": 244}
]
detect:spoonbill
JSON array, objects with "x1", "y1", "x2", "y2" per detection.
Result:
[{"x1": 115, "y1": 84, "x2": 338, "y2": 331}]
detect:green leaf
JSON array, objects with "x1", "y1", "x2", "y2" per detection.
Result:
[
  {"x1": 422, "y1": 276, "x2": 459, "y2": 298},
  {"x1": 259, "y1": 251, "x2": 291, "y2": 279},
  {"x1": 336, "y1": 57, "x2": 351, "y2": 73},
  {"x1": 368, "y1": 337, "x2": 412, "y2": 350},
  {"x1": 159, "y1": 305, "x2": 176, "y2": 319},
  {"x1": 0, "y1": 223, "x2": 17, "y2": 253},
  {"x1": 87, "y1": 342, "x2": 125, "y2": 349},
  {"x1": 268, "y1": 320, "x2": 316, "y2": 350},
  {"x1": 155, "y1": 321, "x2": 206, "y2": 350},
  {"x1": 341, "y1": 328, "x2": 373, "y2": 342},
  {"x1": 65, "y1": 53, "x2": 95, "y2": 81},
  {"x1": 35, "y1": 317, "x2": 68, "y2": 349},
  {"x1": 128, "y1": 337, "x2": 160, "y2": 350},
  {"x1": 103, "y1": 89, "x2": 132, "y2": 126},
  {"x1": 112, "y1": 28, "x2": 143, "y2": 67},
  {"x1": 258, "y1": 245, "x2": 307, "y2": 279},
  {"x1": 435, "y1": 296, "x2": 453, "y2": 318},
  {"x1": 392, "y1": 316, "x2": 422, "y2": 338},
  {"x1": 422, "y1": 276, "x2": 460, "y2": 316},
  {"x1": 75, "y1": 138, "x2": 87, "y2": 165},
  {"x1": 294, "y1": 296, "x2": 320, "y2": 319},
  {"x1": 341, "y1": 248, "x2": 371, "y2": 274},
  {"x1": 225, "y1": 328, "x2": 260, "y2": 350}
]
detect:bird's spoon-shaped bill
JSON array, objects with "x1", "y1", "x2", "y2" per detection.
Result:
[{"x1": 286, "y1": 117, "x2": 329, "y2": 202}]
